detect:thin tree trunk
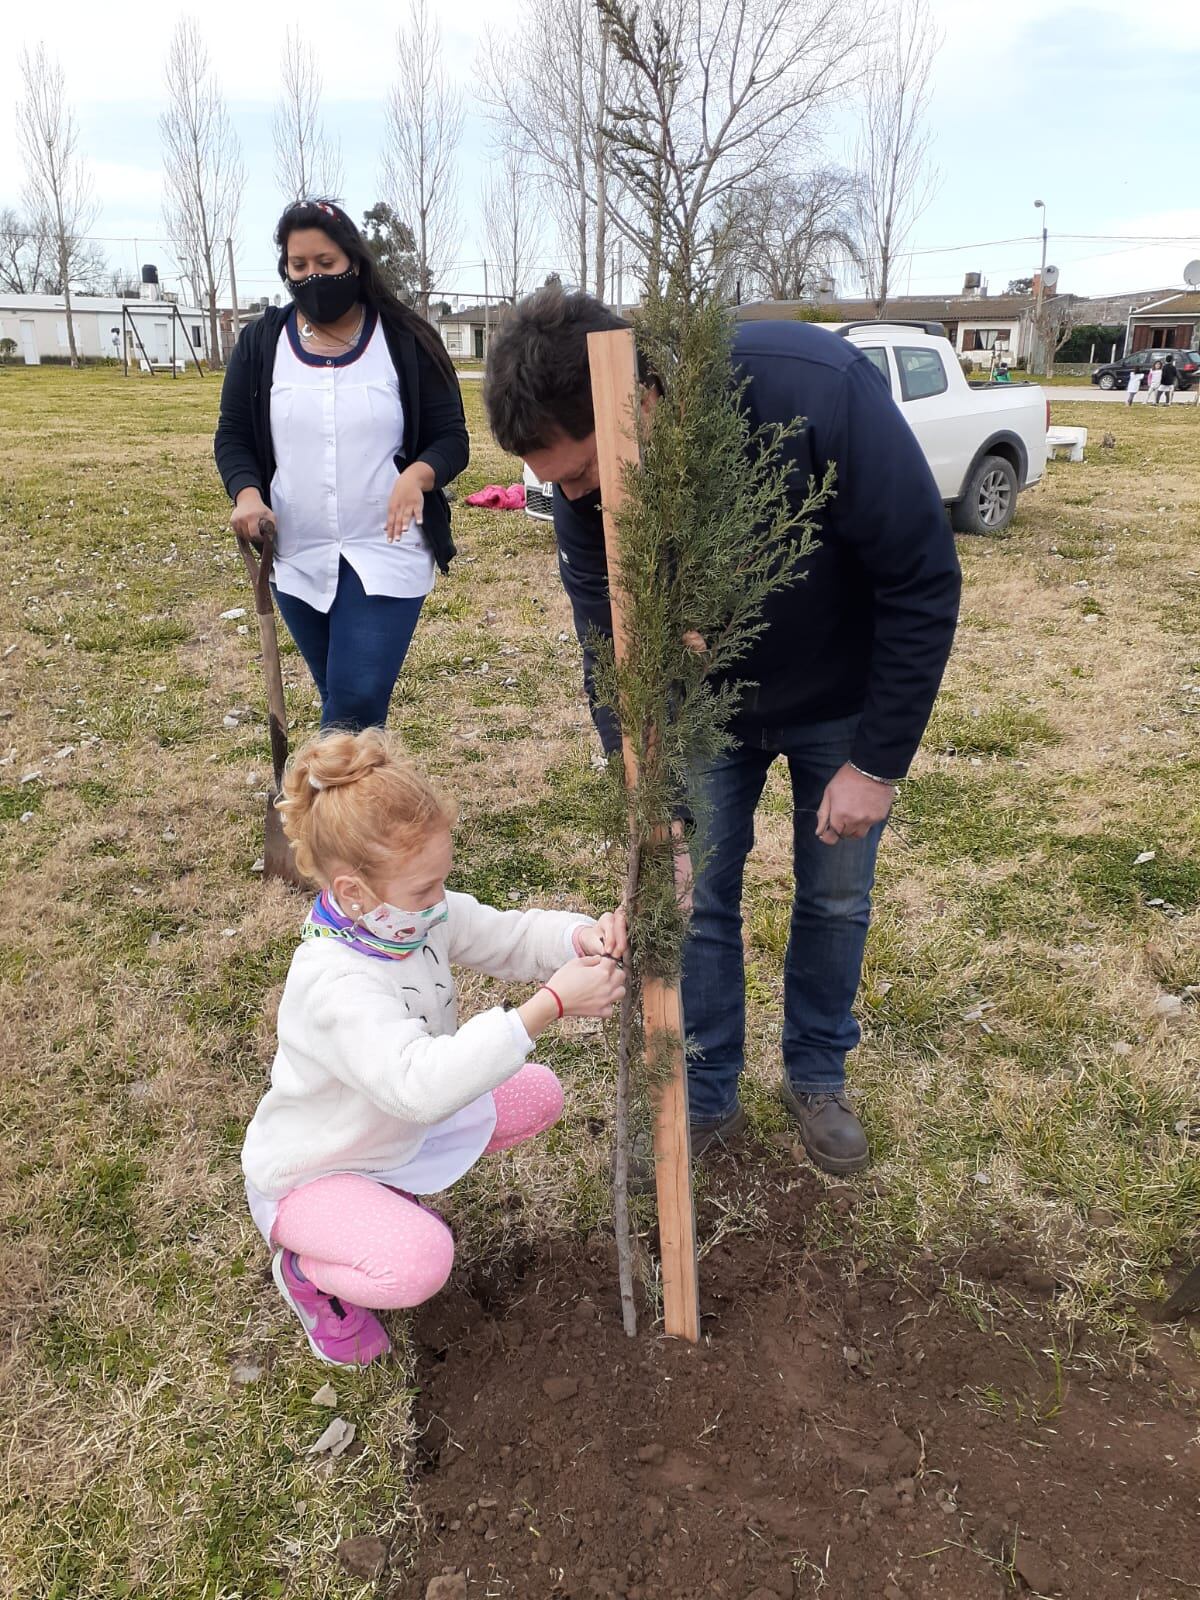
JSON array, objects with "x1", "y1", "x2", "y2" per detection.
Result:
[
  {"x1": 613, "y1": 830, "x2": 641, "y2": 1339},
  {"x1": 59, "y1": 242, "x2": 78, "y2": 366},
  {"x1": 593, "y1": 21, "x2": 609, "y2": 300}
]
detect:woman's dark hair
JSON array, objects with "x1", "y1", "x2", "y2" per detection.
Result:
[{"x1": 275, "y1": 199, "x2": 457, "y2": 384}]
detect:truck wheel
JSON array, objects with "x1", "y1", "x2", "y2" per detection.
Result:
[
  {"x1": 1097, "y1": 372, "x2": 1116, "y2": 391},
  {"x1": 952, "y1": 454, "x2": 1018, "y2": 535}
]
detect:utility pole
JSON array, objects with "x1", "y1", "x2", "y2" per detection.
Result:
[
  {"x1": 226, "y1": 235, "x2": 240, "y2": 366},
  {"x1": 483, "y1": 259, "x2": 490, "y2": 360},
  {"x1": 615, "y1": 237, "x2": 624, "y2": 310},
  {"x1": 1033, "y1": 199, "x2": 1047, "y2": 376}
]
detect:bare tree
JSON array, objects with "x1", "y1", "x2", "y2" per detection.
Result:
[
  {"x1": 273, "y1": 27, "x2": 343, "y2": 204},
  {"x1": 852, "y1": 0, "x2": 940, "y2": 318},
  {"x1": 382, "y1": 0, "x2": 463, "y2": 318},
  {"x1": 719, "y1": 165, "x2": 863, "y2": 303},
  {"x1": 482, "y1": 148, "x2": 542, "y2": 306},
  {"x1": 482, "y1": 0, "x2": 617, "y2": 296},
  {"x1": 159, "y1": 17, "x2": 245, "y2": 367},
  {"x1": 0, "y1": 208, "x2": 54, "y2": 294},
  {"x1": 599, "y1": 0, "x2": 873, "y2": 299},
  {"x1": 16, "y1": 45, "x2": 97, "y2": 366}
]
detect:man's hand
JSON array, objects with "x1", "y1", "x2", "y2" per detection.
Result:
[{"x1": 815, "y1": 762, "x2": 895, "y2": 846}]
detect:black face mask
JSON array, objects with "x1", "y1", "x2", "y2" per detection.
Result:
[{"x1": 287, "y1": 267, "x2": 360, "y2": 325}]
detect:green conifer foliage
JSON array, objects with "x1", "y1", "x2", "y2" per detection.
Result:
[{"x1": 591, "y1": 1, "x2": 838, "y2": 1333}]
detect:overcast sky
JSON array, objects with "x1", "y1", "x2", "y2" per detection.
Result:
[{"x1": 5, "y1": 0, "x2": 1200, "y2": 307}]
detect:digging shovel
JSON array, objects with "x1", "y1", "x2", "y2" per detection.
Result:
[{"x1": 237, "y1": 518, "x2": 306, "y2": 888}]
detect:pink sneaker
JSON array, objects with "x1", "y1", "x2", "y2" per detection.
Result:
[{"x1": 271, "y1": 1249, "x2": 391, "y2": 1367}]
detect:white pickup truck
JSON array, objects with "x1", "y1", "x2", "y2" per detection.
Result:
[{"x1": 524, "y1": 318, "x2": 1048, "y2": 536}]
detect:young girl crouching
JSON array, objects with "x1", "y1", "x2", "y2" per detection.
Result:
[{"x1": 241, "y1": 728, "x2": 626, "y2": 1367}]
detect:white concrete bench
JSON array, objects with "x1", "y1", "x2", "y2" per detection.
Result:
[{"x1": 1046, "y1": 425, "x2": 1087, "y2": 463}]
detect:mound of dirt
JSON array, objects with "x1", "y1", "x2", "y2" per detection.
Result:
[{"x1": 407, "y1": 1156, "x2": 1199, "y2": 1600}]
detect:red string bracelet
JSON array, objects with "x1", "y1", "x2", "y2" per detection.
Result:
[{"x1": 539, "y1": 984, "x2": 565, "y2": 1018}]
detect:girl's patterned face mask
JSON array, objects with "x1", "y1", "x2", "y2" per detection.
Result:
[{"x1": 356, "y1": 899, "x2": 449, "y2": 951}]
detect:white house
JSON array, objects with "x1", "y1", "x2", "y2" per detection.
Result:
[
  {"x1": 437, "y1": 305, "x2": 497, "y2": 361},
  {"x1": 0, "y1": 280, "x2": 212, "y2": 368}
]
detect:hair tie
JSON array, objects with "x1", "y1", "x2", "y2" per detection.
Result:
[{"x1": 309, "y1": 775, "x2": 324, "y2": 791}]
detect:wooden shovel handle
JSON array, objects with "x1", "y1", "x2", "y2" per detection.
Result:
[
  {"x1": 236, "y1": 516, "x2": 278, "y2": 615},
  {"x1": 236, "y1": 516, "x2": 289, "y2": 789}
]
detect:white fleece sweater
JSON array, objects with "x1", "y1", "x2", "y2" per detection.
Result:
[{"x1": 241, "y1": 890, "x2": 592, "y2": 1199}]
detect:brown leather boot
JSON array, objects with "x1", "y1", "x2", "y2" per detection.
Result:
[
  {"x1": 780, "y1": 1083, "x2": 869, "y2": 1173},
  {"x1": 625, "y1": 1103, "x2": 748, "y2": 1194}
]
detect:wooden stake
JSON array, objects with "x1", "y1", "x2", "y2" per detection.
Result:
[{"x1": 588, "y1": 327, "x2": 700, "y2": 1344}]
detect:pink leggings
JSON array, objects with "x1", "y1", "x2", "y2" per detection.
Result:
[{"x1": 271, "y1": 1062, "x2": 562, "y2": 1311}]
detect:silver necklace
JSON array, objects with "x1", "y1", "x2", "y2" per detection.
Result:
[{"x1": 299, "y1": 307, "x2": 366, "y2": 349}]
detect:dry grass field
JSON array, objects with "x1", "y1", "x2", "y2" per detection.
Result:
[{"x1": 0, "y1": 366, "x2": 1197, "y2": 1597}]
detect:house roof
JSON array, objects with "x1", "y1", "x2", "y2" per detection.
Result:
[
  {"x1": 438, "y1": 307, "x2": 495, "y2": 324},
  {"x1": 0, "y1": 292, "x2": 205, "y2": 316},
  {"x1": 734, "y1": 293, "x2": 1044, "y2": 324},
  {"x1": 1130, "y1": 292, "x2": 1200, "y2": 318}
]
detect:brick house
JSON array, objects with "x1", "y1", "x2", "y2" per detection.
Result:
[{"x1": 1126, "y1": 292, "x2": 1200, "y2": 352}]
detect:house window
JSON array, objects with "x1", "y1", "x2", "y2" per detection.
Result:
[
  {"x1": 896, "y1": 347, "x2": 948, "y2": 402},
  {"x1": 965, "y1": 327, "x2": 1008, "y2": 351},
  {"x1": 191, "y1": 325, "x2": 202, "y2": 347}
]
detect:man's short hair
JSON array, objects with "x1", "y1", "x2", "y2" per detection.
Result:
[{"x1": 484, "y1": 286, "x2": 630, "y2": 456}]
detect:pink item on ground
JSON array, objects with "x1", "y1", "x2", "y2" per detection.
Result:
[
  {"x1": 270, "y1": 1064, "x2": 564, "y2": 1317},
  {"x1": 271, "y1": 1246, "x2": 392, "y2": 1366},
  {"x1": 464, "y1": 483, "x2": 527, "y2": 510}
]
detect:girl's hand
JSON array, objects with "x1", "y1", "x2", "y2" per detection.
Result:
[
  {"x1": 574, "y1": 909, "x2": 628, "y2": 962},
  {"x1": 387, "y1": 463, "x2": 435, "y2": 542},
  {"x1": 548, "y1": 955, "x2": 626, "y2": 1019}
]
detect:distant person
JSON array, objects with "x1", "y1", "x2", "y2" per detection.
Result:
[
  {"x1": 1126, "y1": 367, "x2": 1143, "y2": 406},
  {"x1": 214, "y1": 199, "x2": 469, "y2": 731},
  {"x1": 242, "y1": 728, "x2": 626, "y2": 1365},
  {"x1": 1159, "y1": 355, "x2": 1178, "y2": 404},
  {"x1": 1146, "y1": 361, "x2": 1164, "y2": 405}
]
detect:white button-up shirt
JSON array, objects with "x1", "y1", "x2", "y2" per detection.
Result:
[{"x1": 268, "y1": 309, "x2": 435, "y2": 611}]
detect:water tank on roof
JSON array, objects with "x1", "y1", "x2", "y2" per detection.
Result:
[
  {"x1": 141, "y1": 264, "x2": 159, "y2": 285},
  {"x1": 963, "y1": 271, "x2": 982, "y2": 293},
  {"x1": 139, "y1": 264, "x2": 161, "y2": 302}
]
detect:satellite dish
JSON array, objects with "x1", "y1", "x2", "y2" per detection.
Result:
[
  {"x1": 1185, "y1": 260, "x2": 1200, "y2": 287},
  {"x1": 1042, "y1": 264, "x2": 1060, "y2": 289}
]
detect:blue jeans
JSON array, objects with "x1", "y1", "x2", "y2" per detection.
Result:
[
  {"x1": 274, "y1": 558, "x2": 424, "y2": 731},
  {"x1": 681, "y1": 714, "x2": 885, "y2": 1121}
]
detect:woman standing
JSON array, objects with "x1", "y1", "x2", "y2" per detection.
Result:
[{"x1": 215, "y1": 200, "x2": 468, "y2": 731}]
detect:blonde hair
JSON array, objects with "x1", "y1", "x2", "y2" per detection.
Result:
[{"x1": 278, "y1": 728, "x2": 458, "y2": 887}]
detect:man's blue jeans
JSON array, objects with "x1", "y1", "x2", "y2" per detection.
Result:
[
  {"x1": 274, "y1": 557, "x2": 424, "y2": 731},
  {"x1": 681, "y1": 714, "x2": 885, "y2": 1123}
]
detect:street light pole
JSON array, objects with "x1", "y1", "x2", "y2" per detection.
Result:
[{"x1": 1034, "y1": 199, "x2": 1047, "y2": 375}]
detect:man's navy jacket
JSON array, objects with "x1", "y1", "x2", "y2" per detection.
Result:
[{"x1": 552, "y1": 318, "x2": 962, "y2": 781}]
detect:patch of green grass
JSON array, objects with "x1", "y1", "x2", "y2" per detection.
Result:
[
  {"x1": 0, "y1": 782, "x2": 41, "y2": 820},
  {"x1": 56, "y1": 1152, "x2": 147, "y2": 1254},
  {"x1": 1064, "y1": 832, "x2": 1200, "y2": 917},
  {"x1": 897, "y1": 770, "x2": 1043, "y2": 865},
  {"x1": 925, "y1": 700, "x2": 1059, "y2": 758}
]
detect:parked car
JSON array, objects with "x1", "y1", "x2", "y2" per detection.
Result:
[
  {"x1": 524, "y1": 317, "x2": 1048, "y2": 536},
  {"x1": 1092, "y1": 349, "x2": 1200, "y2": 391}
]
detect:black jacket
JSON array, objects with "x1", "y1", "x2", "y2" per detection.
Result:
[
  {"x1": 213, "y1": 304, "x2": 469, "y2": 573},
  {"x1": 555, "y1": 319, "x2": 962, "y2": 780},
  {"x1": 1161, "y1": 359, "x2": 1178, "y2": 385}
]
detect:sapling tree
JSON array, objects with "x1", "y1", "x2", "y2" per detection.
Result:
[{"x1": 593, "y1": 0, "x2": 837, "y2": 1333}]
